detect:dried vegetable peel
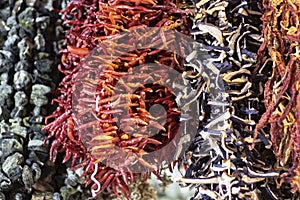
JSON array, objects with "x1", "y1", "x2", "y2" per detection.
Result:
[
  {"x1": 252, "y1": 0, "x2": 300, "y2": 194},
  {"x1": 177, "y1": 0, "x2": 285, "y2": 199}
]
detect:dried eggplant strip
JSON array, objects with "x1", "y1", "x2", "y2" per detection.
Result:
[{"x1": 178, "y1": 0, "x2": 282, "y2": 199}]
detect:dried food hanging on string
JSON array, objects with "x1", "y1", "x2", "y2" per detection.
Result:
[
  {"x1": 43, "y1": 0, "x2": 193, "y2": 198},
  {"x1": 252, "y1": 0, "x2": 300, "y2": 194},
  {"x1": 177, "y1": 0, "x2": 286, "y2": 199}
]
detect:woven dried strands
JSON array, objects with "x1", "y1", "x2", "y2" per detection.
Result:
[
  {"x1": 0, "y1": 0, "x2": 64, "y2": 199},
  {"x1": 43, "y1": 0, "x2": 193, "y2": 198},
  {"x1": 251, "y1": 0, "x2": 300, "y2": 195},
  {"x1": 177, "y1": 0, "x2": 284, "y2": 199}
]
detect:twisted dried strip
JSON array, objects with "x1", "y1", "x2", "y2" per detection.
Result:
[
  {"x1": 253, "y1": 0, "x2": 300, "y2": 192},
  {"x1": 289, "y1": 73, "x2": 300, "y2": 191}
]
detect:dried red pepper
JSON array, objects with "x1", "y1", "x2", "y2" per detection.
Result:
[{"x1": 44, "y1": 0, "x2": 190, "y2": 198}]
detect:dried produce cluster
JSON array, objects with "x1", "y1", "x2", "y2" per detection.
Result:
[
  {"x1": 252, "y1": 0, "x2": 300, "y2": 193},
  {"x1": 177, "y1": 0, "x2": 294, "y2": 199},
  {"x1": 43, "y1": 0, "x2": 192, "y2": 198},
  {"x1": 2, "y1": 0, "x2": 300, "y2": 199},
  {"x1": 0, "y1": 0, "x2": 66, "y2": 199}
]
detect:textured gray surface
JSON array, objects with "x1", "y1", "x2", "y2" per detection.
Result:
[{"x1": 0, "y1": 0, "x2": 64, "y2": 199}]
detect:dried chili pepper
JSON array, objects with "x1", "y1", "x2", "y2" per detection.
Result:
[{"x1": 44, "y1": 0, "x2": 191, "y2": 198}]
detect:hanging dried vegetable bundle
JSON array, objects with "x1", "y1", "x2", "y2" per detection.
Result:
[
  {"x1": 43, "y1": 0, "x2": 193, "y2": 198},
  {"x1": 177, "y1": 0, "x2": 285, "y2": 199},
  {"x1": 252, "y1": 0, "x2": 300, "y2": 194},
  {"x1": 0, "y1": 0, "x2": 64, "y2": 199}
]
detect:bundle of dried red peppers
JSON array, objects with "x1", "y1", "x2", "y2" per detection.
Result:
[
  {"x1": 44, "y1": 0, "x2": 191, "y2": 198},
  {"x1": 44, "y1": 0, "x2": 300, "y2": 199}
]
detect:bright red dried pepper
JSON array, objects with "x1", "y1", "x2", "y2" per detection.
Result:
[{"x1": 44, "y1": 0, "x2": 190, "y2": 198}]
